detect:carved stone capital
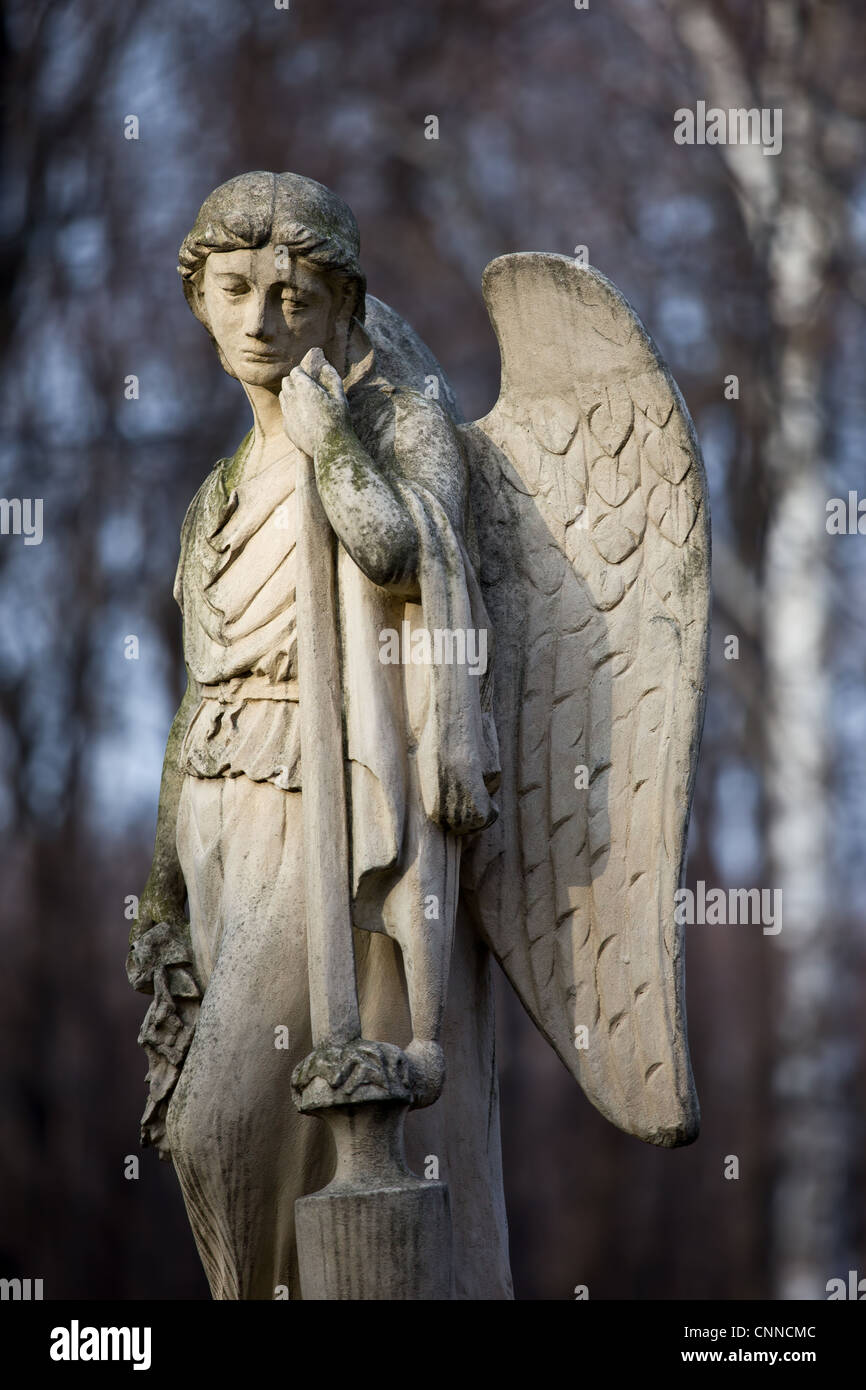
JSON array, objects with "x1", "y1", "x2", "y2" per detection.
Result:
[{"x1": 291, "y1": 1038, "x2": 413, "y2": 1113}]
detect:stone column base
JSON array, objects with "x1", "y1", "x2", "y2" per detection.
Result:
[{"x1": 296, "y1": 1179, "x2": 452, "y2": 1300}]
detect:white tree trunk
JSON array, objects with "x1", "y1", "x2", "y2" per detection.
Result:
[{"x1": 664, "y1": 0, "x2": 847, "y2": 1298}]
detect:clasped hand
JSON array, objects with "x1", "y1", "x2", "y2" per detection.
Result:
[{"x1": 279, "y1": 347, "x2": 352, "y2": 457}]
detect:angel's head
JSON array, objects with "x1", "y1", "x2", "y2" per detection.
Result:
[{"x1": 178, "y1": 171, "x2": 366, "y2": 390}]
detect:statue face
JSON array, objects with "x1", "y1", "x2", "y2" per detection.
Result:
[{"x1": 201, "y1": 244, "x2": 346, "y2": 388}]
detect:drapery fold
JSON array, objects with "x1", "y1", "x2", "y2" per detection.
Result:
[{"x1": 340, "y1": 461, "x2": 500, "y2": 916}]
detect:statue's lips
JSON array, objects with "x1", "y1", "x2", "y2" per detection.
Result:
[{"x1": 241, "y1": 347, "x2": 284, "y2": 362}]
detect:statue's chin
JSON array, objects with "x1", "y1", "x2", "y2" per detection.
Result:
[{"x1": 234, "y1": 360, "x2": 292, "y2": 390}]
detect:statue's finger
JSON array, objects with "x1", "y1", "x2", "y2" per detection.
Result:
[
  {"x1": 299, "y1": 346, "x2": 326, "y2": 376},
  {"x1": 317, "y1": 361, "x2": 345, "y2": 401}
]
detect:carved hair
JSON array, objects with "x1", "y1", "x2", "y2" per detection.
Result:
[{"x1": 178, "y1": 170, "x2": 366, "y2": 326}]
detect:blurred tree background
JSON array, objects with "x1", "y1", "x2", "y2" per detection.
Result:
[{"x1": 1, "y1": 0, "x2": 864, "y2": 1299}]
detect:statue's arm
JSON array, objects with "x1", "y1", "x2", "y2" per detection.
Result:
[
  {"x1": 312, "y1": 419, "x2": 421, "y2": 596},
  {"x1": 126, "y1": 671, "x2": 200, "y2": 993},
  {"x1": 280, "y1": 350, "x2": 467, "y2": 599}
]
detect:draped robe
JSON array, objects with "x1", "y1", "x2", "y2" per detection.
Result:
[{"x1": 163, "y1": 348, "x2": 514, "y2": 1299}]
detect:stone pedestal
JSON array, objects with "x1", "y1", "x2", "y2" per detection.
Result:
[
  {"x1": 296, "y1": 1178, "x2": 452, "y2": 1300},
  {"x1": 293, "y1": 1045, "x2": 454, "y2": 1300}
]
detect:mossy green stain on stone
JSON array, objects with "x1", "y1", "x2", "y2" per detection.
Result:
[
  {"x1": 222, "y1": 430, "x2": 254, "y2": 495},
  {"x1": 316, "y1": 429, "x2": 372, "y2": 495}
]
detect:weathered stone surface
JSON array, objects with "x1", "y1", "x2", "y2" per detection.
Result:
[
  {"x1": 296, "y1": 1183, "x2": 452, "y2": 1301},
  {"x1": 127, "y1": 173, "x2": 709, "y2": 1301}
]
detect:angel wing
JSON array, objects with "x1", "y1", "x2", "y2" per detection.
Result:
[
  {"x1": 363, "y1": 294, "x2": 461, "y2": 420},
  {"x1": 460, "y1": 253, "x2": 710, "y2": 1147}
]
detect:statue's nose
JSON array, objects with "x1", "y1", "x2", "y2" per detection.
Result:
[{"x1": 245, "y1": 290, "x2": 269, "y2": 339}]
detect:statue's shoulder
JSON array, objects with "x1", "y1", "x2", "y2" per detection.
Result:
[
  {"x1": 172, "y1": 442, "x2": 244, "y2": 610},
  {"x1": 181, "y1": 433, "x2": 250, "y2": 543},
  {"x1": 188, "y1": 457, "x2": 224, "y2": 510},
  {"x1": 177, "y1": 465, "x2": 221, "y2": 551},
  {"x1": 350, "y1": 376, "x2": 459, "y2": 461}
]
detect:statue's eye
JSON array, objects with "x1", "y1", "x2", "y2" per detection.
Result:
[
  {"x1": 282, "y1": 293, "x2": 309, "y2": 311},
  {"x1": 221, "y1": 281, "x2": 250, "y2": 297}
]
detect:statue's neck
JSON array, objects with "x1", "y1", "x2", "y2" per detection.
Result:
[{"x1": 240, "y1": 384, "x2": 291, "y2": 479}]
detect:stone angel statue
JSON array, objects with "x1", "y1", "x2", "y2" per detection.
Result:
[{"x1": 126, "y1": 171, "x2": 709, "y2": 1301}]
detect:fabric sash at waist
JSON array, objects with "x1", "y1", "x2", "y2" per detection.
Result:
[{"x1": 198, "y1": 676, "x2": 300, "y2": 703}]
